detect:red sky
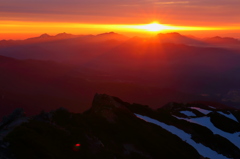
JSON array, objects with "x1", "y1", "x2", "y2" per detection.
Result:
[{"x1": 1, "y1": 0, "x2": 240, "y2": 39}]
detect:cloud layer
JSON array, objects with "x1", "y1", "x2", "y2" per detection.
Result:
[{"x1": 0, "y1": 0, "x2": 240, "y2": 25}]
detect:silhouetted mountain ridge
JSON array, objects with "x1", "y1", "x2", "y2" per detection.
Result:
[
  {"x1": 1, "y1": 94, "x2": 240, "y2": 159},
  {"x1": 155, "y1": 32, "x2": 207, "y2": 46},
  {"x1": 204, "y1": 36, "x2": 240, "y2": 45}
]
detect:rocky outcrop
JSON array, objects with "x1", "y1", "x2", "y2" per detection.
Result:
[
  {"x1": 0, "y1": 108, "x2": 28, "y2": 140},
  {"x1": 1, "y1": 94, "x2": 240, "y2": 159}
]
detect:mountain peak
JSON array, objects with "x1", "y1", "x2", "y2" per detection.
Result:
[
  {"x1": 89, "y1": 94, "x2": 134, "y2": 122},
  {"x1": 55, "y1": 32, "x2": 73, "y2": 37},
  {"x1": 96, "y1": 32, "x2": 123, "y2": 38},
  {"x1": 39, "y1": 33, "x2": 51, "y2": 38},
  {"x1": 97, "y1": 32, "x2": 118, "y2": 36},
  {"x1": 156, "y1": 32, "x2": 205, "y2": 45},
  {"x1": 166, "y1": 32, "x2": 181, "y2": 36},
  {"x1": 204, "y1": 36, "x2": 240, "y2": 44},
  {"x1": 91, "y1": 93, "x2": 128, "y2": 112}
]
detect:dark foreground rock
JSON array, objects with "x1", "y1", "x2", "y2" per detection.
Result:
[{"x1": 1, "y1": 94, "x2": 240, "y2": 159}]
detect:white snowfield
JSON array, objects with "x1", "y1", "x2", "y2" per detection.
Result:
[
  {"x1": 174, "y1": 115, "x2": 240, "y2": 149},
  {"x1": 180, "y1": 111, "x2": 196, "y2": 117},
  {"x1": 208, "y1": 106, "x2": 216, "y2": 109},
  {"x1": 181, "y1": 107, "x2": 238, "y2": 123},
  {"x1": 0, "y1": 117, "x2": 29, "y2": 140},
  {"x1": 190, "y1": 107, "x2": 212, "y2": 115},
  {"x1": 218, "y1": 111, "x2": 238, "y2": 122},
  {"x1": 135, "y1": 114, "x2": 230, "y2": 159}
]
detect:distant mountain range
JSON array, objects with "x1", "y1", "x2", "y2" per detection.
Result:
[
  {"x1": 1, "y1": 94, "x2": 240, "y2": 159},
  {"x1": 204, "y1": 36, "x2": 240, "y2": 45},
  {"x1": 1, "y1": 32, "x2": 239, "y2": 47},
  {"x1": 154, "y1": 32, "x2": 207, "y2": 46},
  {"x1": 0, "y1": 32, "x2": 239, "y2": 62},
  {"x1": 0, "y1": 32, "x2": 240, "y2": 119}
]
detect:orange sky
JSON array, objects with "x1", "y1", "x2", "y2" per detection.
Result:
[{"x1": 1, "y1": 0, "x2": 240, "y2": 39}]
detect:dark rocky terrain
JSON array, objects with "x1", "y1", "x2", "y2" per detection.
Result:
[{"x1": 1, "y1": 94, "x2": 240, "y2": 159}]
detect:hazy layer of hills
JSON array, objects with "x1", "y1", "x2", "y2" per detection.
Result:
[
  {"x1": 0, "y1": 32, "x2": 240, "y2": 118},
  {"x1": 1, "y1": 94, "x2": 240, "y2": 159}
]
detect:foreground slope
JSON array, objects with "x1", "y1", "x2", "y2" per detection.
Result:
[{"x1": 1, "y1": 94, "x2": 240, "y2": 159}]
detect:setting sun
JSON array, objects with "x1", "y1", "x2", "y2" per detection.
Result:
[{"x1": 139, "y1": 22, "x2": 167, "y2": 32}]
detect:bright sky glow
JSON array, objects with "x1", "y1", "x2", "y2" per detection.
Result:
[
  {"x1": 1, "y1": 0, "x2": 240, "y2": 39},
  {"x1": 136, "y1": 22, "x2": 168, "y2": 32},
  {"x1": 0, "y1": 20, "x2": 239, "y2": 40},
  {"x1": 0, "y1": 21, "x2": 227, "y2": 34}
]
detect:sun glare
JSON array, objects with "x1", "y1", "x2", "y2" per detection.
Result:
[
  {"x1": 132, "y1": 22, "x2": 167, "y2": 32},
  {"x1": 0, "y1": 20, "x2": 231, "y2": 39},
  {"x1": 141, "y1": 22, "x2": 166, "y2": 32}
]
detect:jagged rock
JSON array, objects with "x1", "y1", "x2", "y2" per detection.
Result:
[
  {"x1": 0, "y1": 108, "x2": 28, "y2": 141},
  {"x1": 90, "y1": 93, "x2": 134, "y2": 122},
  {"x1": 1, "y1": 94, "x2": 240, "y2": 159},
  {"x1": 1, "y1": 108, "x2": 25, "y2": 126}
]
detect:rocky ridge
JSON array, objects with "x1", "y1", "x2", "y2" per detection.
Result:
[{"x1": 0, "y1": 94, "x2": 240, "y2": 159}]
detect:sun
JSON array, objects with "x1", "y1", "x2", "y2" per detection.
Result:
[
  {"x1": 144, "y1": 22, "x2": 166, "y2": 32},
  {"x1": 131, "y1": 22, "x2": 167, "y2": 32},
  {"x1": 121, "y1": 21, "x2": 220, "y2": 33}
]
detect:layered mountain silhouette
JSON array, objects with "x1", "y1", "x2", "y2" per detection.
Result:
[
  {"x1": 25, "y1": 33, "x2": 79, "y2": 43},
  {"x1": 1, "y1": 94, "x2": 240, "y2": 159},
  {"x1": 1, "y1": 31, "x2": 240, "y2": 158},
  {"x1": 154, "y1": 32, "x2": 206, "y2": 46},
  {"x1": 203, "y1": 36, "x2": 240, "y2": 45},
  {"x1": 0, "y1": 32, "x2": 240, "y2": 118}
]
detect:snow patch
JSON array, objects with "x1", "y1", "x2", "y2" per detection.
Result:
[
  {"x1": 135, "y1": 114, "x2": 229, "y2": 159},
  {"x1": 218, "y1": 111, "x2": 238, "y2": 122},
  {"x1": 208, "y1": 106, "x2": 216, "y2": 109},
  {"x1": 174, "y1": 116, "x2": 240, "y2": 148},
  {"x1": 180, "y1": 111, "x2": 196, "y2": 117},
  {"x1": 0, "y1": 117, "x2": 29, "y2": 140},
  {"x1": 190, "y1": 107, "x2": 212, "y2": 115}
]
